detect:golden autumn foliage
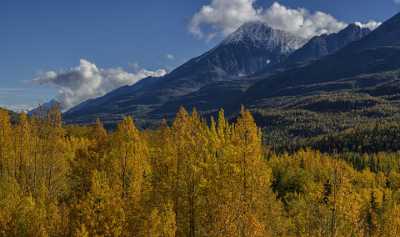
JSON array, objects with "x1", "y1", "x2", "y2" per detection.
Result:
[{"x1": 0, "y1": 107, "x2": 399, "y2": 236}]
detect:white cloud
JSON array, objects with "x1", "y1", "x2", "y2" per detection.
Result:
[
  {"x1": 166, "y1": 54, "x2": 175, "y2": 60},
  {"x1": 395, "y1": 0, "x2": 400, "y2": 4},
  {"x1": 33, "y1": 59, "x2": 167, "y2": 110},
  {"x1": 190, "y1": 1, "x2": 380, "y2": 39},
  {"x1": 190, "y1": 0, "x2": 260, "y2": 38},
  {"x1": 354, "y1": 20, "x2": 381, "y2": 30},
  {"x1": 261, "y1": 2, "x2": 347, "y2": 38}
]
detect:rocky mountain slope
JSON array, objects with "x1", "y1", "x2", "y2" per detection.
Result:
[
  {"x1": 283, "y1": 23, "x2": 371, "y2": 66},
  {"x1": 240, "y1": 13, "x2": 400, "y2": 147},
  {"x1": 64, "y1": 12, "x2": 400, "y2": 132},
  {"x1": 245, "y1": 12, "x2": 400, "y2": 105},
  {"x1": 64, "y1": 22, "x2": 306, "y2": 125}
]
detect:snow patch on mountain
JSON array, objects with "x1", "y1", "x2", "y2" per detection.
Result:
[
  {"x1": 222, "y1": 21, "x2": 307, "y2": 54},
  {"x1": 354, "y1": 21, "x2": 381, "y2": 30}
]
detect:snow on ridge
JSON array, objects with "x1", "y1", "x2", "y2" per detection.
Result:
[{"x1": 222, "y1": 21, "x2": 308, "y2": 54}]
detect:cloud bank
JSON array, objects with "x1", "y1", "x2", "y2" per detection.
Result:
[
  {"x1": 33, "y1": 59, "x2": 167, "y2": 110},
  {"x1": 190, "y1": 1, "x2": 380, "y2": 39}
]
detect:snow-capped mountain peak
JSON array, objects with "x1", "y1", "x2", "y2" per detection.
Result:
[{"x1": 222, "y1": 21, "x2": 307, "y2": 54}]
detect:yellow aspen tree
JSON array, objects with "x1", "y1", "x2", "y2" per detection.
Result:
[
  {"x1": 362, "y1": 191, "x2": 380, "y2": 237},
  {"x1": 319, "y1": 160, "x2": 363, "y2": 237},
  {"x1": 73, "y1": 224, "x2": 89, "y2": 237},
  {"x1": 201, "y1": 111, "x2": 242, "y2": 237},
  {"x1": 187, "y1": 109, "x2": 210, "y2": 237},
  {"x1": 170, "y1": 107, "x2": 211, "y2": 237},
  {"x1": 28, "y1": 116, "x2": 42, "y2": 194},
  {"x1": 112, "y1": 116, "x2": 150, "y2": 199},
  {"x1": 14, "y1": 113, "x2": 31, "y2": 189},
  {"x1": 334, "y1": 170, "x2": 363, "y2": 236},
  {"x1": 88, "y1": 118, "x2": 111, "y2": 176},
  {"x1": 384, "y1": 203, "x2": 400, "y2": 236},
  {"x1": 0, "y1": 109, "x2": 12, "y2": 178},
  {"x1": 111, "y1": 116, "x2": 151, "y2": 234},
  {"x1": 0, "y1": 177, "x2": 22, "y2": 236},
  {"x1": 229, "y1": 107, "x2": 272, "y2": 237},
  {"x1": 197, "y1": 116, "x2": 219, "y2": 236},
  {"x1": 146, "y1": 120, "x2": 178, "y2": 236},
  {"x1": 77, "y1": 170, "x2": 126, "y2": 237},
  {"x1": 160, "y1": 202, "x2": 177, "y2": 237},
  {"x1": 144, "y1": 209, "x2": 162, "y2": 237},
  {"x1": 147, "y1": 119, "x2": 176, "y2": 205},
  {"x1": 68, "y1": 148, "x2": 98, "y2": 200},
  {"x1": 91, "y1": 118, "x2": 108, "y2": 149},
  {"x1": 170, "y1": 107, "x2": 190, "y2": 236},
  {"x1": 6, "y1": 195, "x2": 53, "y2": 237},
  {"x1": 216, "y1": 109, "x2": 232, "y2": 142},
  {"x1": 43, "y1": 107, "x2": 67, "y2": 199},
  {"x1": 68, "y1": 146, "x2": 108, "y2": 235},
  {"x1": 143, "y1": 202, "x2": 176, "y2": 237}
]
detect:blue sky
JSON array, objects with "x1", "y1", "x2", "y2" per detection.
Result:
[{"x1": 0, "y1": 0, "x2": 399, "y2": 111}]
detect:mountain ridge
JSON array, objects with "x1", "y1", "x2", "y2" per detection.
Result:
[
  {"x1": 244, "y1": 12, "x2": 400, "y2": 105},
  {"x1": 283, "y1": 23, "x2": 371, "y2": 66},
  {"x1": 64, "y1": 13, "x2": 400, "y2": 127},
  {"x1": 64, "y1": 21, "x2": 307, "y2": 125}
]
